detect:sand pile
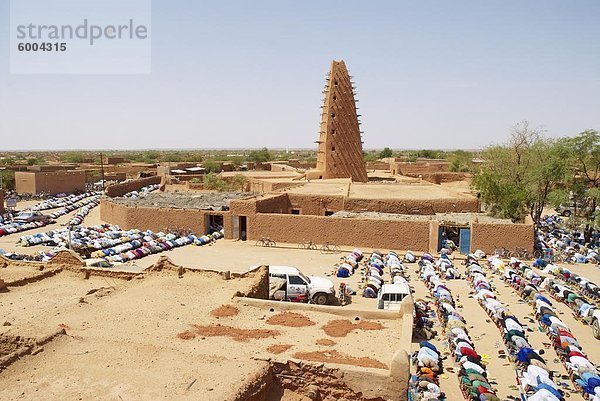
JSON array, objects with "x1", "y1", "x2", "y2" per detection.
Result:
[
  {"x1": 267, "y1": 344, "x2": 293, "y2": 354},
  {"x1": 267, "y1": 312, "x2": 315, "y2": 327},
  {"x1": 210, "y1": 305, "x2": 239, "y2": 318},
  {"x1": 322, "y1": 319, "x2": 384, "y2": 337},
  {"x1": 177, "y1": 324, "x2": 280, "y2": 342}
]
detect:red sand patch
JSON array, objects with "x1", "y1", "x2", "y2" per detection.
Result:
[
  {"x1": 267, "y1": 344, "x2": 293, "y2": 354},
  {"x1": 266, "y1": 312, "x2": 315, "y2": 327},
  {"x1": 294, "y1": 350, "x2": 388, "y2": 370},
  {"x1": 316, "y1": 338, "x2": 336, "y2": 346},
  {"x1": 210, "y1": 305, "x2": 239, "y2": 318},
  {"x1": 191, "y1": 324, "x2": 280, "y2": 342},
  {"x1": 177, "y1": 330, "x2": 196, "y2": 340},
  {"x1": 322, "y1": 319, "x2": 385, "y2": 337}
]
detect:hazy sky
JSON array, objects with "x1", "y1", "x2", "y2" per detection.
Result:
[{"x1": 1, "y1": 0, "x2": 599, "y2": 151}]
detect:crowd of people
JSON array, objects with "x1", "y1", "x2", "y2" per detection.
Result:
[
  {"x1": 45, "y1": 195, "x2": 100, "y2": 221},
  {"x1": 410, "y1": 341, "x2": 446, "y2": 401},
  {"x1": 362, "y1": 250, "x2": 395, "y2": 298},
  {"x1": 17, "y1": 223, "x2": 225, "y2": 264},
  {"x1": 0, "y1": 193, "x2": 101, "y2": 238},
  {"x1": 418, "y1": 253, "x2": 500, "y2": 401},
  {"x1": 541, "y1": 264, "x2": 600, "y2": 302},
  {"x1": 473, "y1": 256, "x2": 565, "y2": 401},
  {"x1": 122, "y1": 184, "x2": 160, "y2": 198},
  {"x1": 536, "y1": 215, "x2": 600, "y2": 264},
  {"x1": 335, "y1": 249, "x2": 363, "y2": 278},
  {"x1": 0, "y1": 219, "x2": 53, "y2": 238},
  {"x1": 28, "y1": 192, "x2": 100, "y2": 211},
  {"x1": 68, "y1": 199, "x2": 99, "y2": 226},
  {"x1": 489, "y1": 256, "x2": 599, "y2": 400},
  {"x1": 91, "y1": 230, "x2": 223, "y2": 264}
]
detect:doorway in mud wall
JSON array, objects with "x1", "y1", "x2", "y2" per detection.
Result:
[
  {"x1": 438, "y1": 225, "x2": 470, "y2": 254},
  {"x1": 207, "y1": 214, "x2": 224, "y2": 235},
  {"x1": 239, "y1": 216, "x2": 247, "y2": 241}
]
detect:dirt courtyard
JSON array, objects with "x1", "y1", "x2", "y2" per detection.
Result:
[{"x1": 0, "y1": 260, "x2": 402, "y2": 401}]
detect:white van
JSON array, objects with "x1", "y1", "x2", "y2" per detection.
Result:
[
  {"x1": 377, "y1": 281, "x2": 411, "y2": 311},
  {"x1": 266, "y1": 265, "x2": 335, "y2": 305}
]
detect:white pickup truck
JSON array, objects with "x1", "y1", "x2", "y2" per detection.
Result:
[{"x1": 265, "y1": 265, "x2": 335, "y2": 305}]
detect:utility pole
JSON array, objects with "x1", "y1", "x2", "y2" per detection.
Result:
[{"x1": 100, "y1": 152, "x2": 105, "y2": 192}]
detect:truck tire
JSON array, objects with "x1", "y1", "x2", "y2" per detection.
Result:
[
  {"x1": 313, "y1": 293, "x2": 328, "y2": 305},
  {"x1": 593, "y1": 319, "x2": 600, "y2": 340},
  {"x1": 563, "y1": 210, "x2": 572, "y2": 217}
]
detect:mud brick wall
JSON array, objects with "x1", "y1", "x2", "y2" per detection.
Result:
[
  {"x1": 248, "y1": 213, "x2": 432, "y2": 251},
  {"x1": 100, "y1": 199, "x2": 230, "y2": 235},
  {"x1": 470, "y1": 222, "x2": 535, "y2": 254}
]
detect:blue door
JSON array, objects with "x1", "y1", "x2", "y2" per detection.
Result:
[{"x1": 459, "y1": 228, "x2": 471, "y2": 255}]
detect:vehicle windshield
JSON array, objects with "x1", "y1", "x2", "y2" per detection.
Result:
[
  {"x1": 17, "y1": 213, "x2": 33, "y2": 218},
  {"x1": 299, "y1": 272, "x2": 311, "y2": 284}
]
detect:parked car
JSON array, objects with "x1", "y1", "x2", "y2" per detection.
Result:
[
  {"x1": 377, "y1": 281, "x2": 411, "y2": 311},
  {"x1": 13, "y1": 211, "x2": 51, "y2": 223},
  {"x1": 556, "y1": 202, "x2": 597, "y2": 217},
  {"x1": 264, "y1": 265, "x2": 335, "y2": 305}
]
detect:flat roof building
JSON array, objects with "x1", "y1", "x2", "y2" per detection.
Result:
[{"x1": 15, "y1": 171, "x2": 86, "y2": 195}]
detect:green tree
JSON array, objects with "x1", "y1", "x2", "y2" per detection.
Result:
[
  {"x1": 363, "y1": 151, "x2": 380, "y2": 162},
  {"x1": 248, "y1": 147, "x2": 271, "y2": 163},
  {"x1": 0, "y1": 170, "x2": 15, "y2": 190},
  {"x1": 203, "y1": 160, "x2": 220, "y2": 173},
  {"x1": 417, "y1": 149, "x2": 442, "y2": 159},
  {"x1": 61, "y1": 152, "x2": 85, "y2": 163},
  {"x1": 473, "y1": 121, "x2": 569, "y2": 224},
  {"x1": 142, "y1": 151, "x2": 160, "y2": 163},
  {"x1": 229, "y1": 156, "x2": 245, "y2": 168},
  {"x1": 379, "y1": 147, "x2": 393, "y2": 158},
  {"x1": 163, "y1": 152, "x2": 182, "y2": 162},
  {"x1": 559, "y1": 130, "x2": 600, "y2": 241},
  {"x1": 231, "y1": 174, "x2": 248, "y2": 191},
  {"x1": 449, "y1": 150, "x2": 474, "y2": 172},
  {"x1": 203, "y1": 173, "x2": 227, "y2": 191}
]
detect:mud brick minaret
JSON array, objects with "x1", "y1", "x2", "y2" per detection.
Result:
[{"x1": 314, "y1": 60, "x2": 368, "y2": 182}]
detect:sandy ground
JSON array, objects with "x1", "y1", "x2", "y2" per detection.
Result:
[{"x1": 0, "y1": 268, "x2": 398, "y2": 400}]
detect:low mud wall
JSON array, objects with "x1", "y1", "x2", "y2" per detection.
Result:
[
  {"x1": 144, "y1": 258, "x2": 270, "y2": 299},
  {"x1": 404, "y1": 172, "x2": 471, "y2": 184},
  {"x1": 230, "y1": 357, "x2": 408, "y2": 401},
  {"x1": 470, "y1": 222, "x2": 535, "y2": 254},
  {"x1": 100, "y1": 199, "x2": 228, "y2": 234},
  {"x1": 392, "y1": 161, "x2": 450, "y2": 175},
  {"x1": 249, "y1": 213, "x2": 432, "y2": 251}
]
